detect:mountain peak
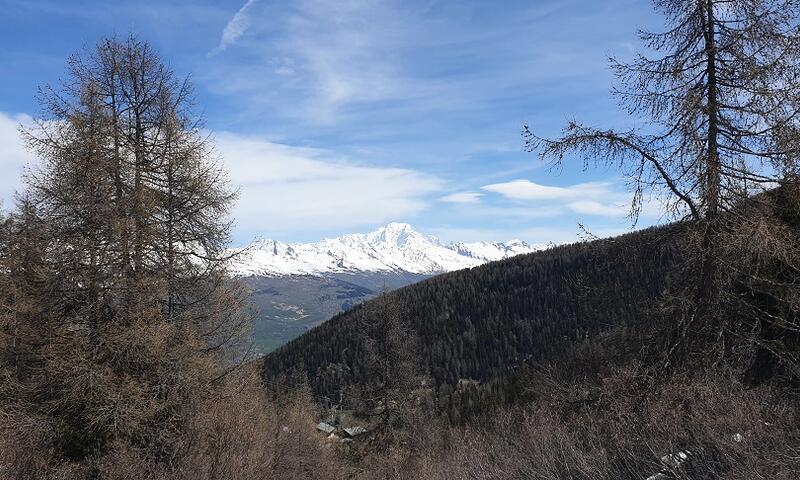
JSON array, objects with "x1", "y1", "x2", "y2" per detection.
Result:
[
  {"x1": 366, "y1": 222, "x2": 434, "y2": 249},
  {"x1": 381, "y1": 222, "x2": 415, "y2": 232},
  {"x1": 369, "y1": 222, "x2": 418, "y2": 239},
  {"x1": 229, "y1": 224, "x2": 545, "y2": 277}
]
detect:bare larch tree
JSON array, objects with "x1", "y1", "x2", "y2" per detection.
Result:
[
  {"x1": 0, "y1": 34, "x2": 252, "y2": 468},
  {"x1": 526, "y1": 0, "x2": 800, "y2": 374}
]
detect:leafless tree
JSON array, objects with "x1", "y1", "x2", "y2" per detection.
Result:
[
  {"x1": 526, "y1": 0, "x2": 800, "y2": 373},
  {"x1": 21, "y1": 35, "x2": 247, "y2": 350},
  {"x1": 0, "y1": 35, "x2": 255, "y2": 474}
]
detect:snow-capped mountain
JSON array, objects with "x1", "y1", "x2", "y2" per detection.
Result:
[{"x1": 229, "y1": 223, "x2": 544, "y2": 277}]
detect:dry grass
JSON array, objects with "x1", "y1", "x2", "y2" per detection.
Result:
[{"x1": 355, "y1": 366, "x2": 800, "y2": 480}]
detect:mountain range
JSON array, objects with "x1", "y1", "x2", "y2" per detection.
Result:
[
  {"x1": 262, "y1": 225, "x2": 676, "y2": 416},
  {"x1": 230, "y1": 223, "x2": 545, "y2": 352},
  {"x1": 229, "y1": 222, "x2": 543, "y2": 277}
]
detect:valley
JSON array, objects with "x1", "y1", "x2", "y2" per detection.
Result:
[
  {"x1": 3, "y1": 2, "x2": 800, "y2": 478},
  {"x1": 243, "y1": 271, "x2": 431, "y2": 352},
  {"x1": 232, "y1": 223, "x2": 543, "y2": 352}
]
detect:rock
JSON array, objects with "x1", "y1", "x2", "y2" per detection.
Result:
[
  {"x1": 316, "y1": 422, "x2": 336, "y2": 434},
  {"x1": 343, "y1": 426, "x2": 368, "y2": 437},
  {"x1": 660, "y1": 450, "x2": 689, "y2": 469}
]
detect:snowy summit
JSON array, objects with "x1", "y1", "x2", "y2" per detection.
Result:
[{"x1": 228, "y1": 223, "x2": 543, "y2": 277}]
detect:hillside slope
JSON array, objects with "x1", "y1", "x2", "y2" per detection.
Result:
[
  {"x1": 262, "y1": 225, "x2": 679, "y2": 399},
  {"x1": 233, "y1": 223, "x2": 545, "y2": 353}
]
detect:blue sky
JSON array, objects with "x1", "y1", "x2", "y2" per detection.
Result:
[{"x1": 0, "y1": 0, "x2": 667, "y2": 246}]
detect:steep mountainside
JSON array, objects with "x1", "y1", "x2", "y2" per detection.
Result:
[{"x1": 262, "y1": 225, "x2": 679, "y2": 400}]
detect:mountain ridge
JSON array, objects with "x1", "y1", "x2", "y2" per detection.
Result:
[
  {"x1": 261, "y1": 224, "x2": 677, "y2": 403},
  {"x1": 229, "y1": 222, "x2": 545, "y2": 277}
]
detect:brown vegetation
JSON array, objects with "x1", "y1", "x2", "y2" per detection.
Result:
[
  {"x1": 0, "y1": 35, "x2": 348, "y2": 480},
  {"x1": 3, "y1": 2, "x2": 800, "y2": 478},
  {"x1": 376, "y1": 367, "x2": 800, "y2": 480}
]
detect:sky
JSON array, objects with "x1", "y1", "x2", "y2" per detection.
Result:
[{"x1": 0, "y1": 0, "x2": 668, "y2": 246}]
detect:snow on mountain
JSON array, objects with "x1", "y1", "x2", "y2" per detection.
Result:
[{"x1": 229, "y1": 223, "x2": 545, "y2": 277}]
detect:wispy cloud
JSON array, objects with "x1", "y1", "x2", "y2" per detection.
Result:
[
  {"x1": 209, "y1": 0, "x2": 259, "y2": 56},
  {"x1": 482, "y1": 179, "x2": 612, "y2": 201},
  {"x1": 441, "y1": 192, "x2": 483, "y2": 204},
  {"x1": 481, "y1": 178, "x2": 645, "y2": 218},
  {"x1": 201, "y1": 0, "x2": 640, "y2": 128},
  {"x1": 567, "y1": 200, "x2": 628, "y2": 216}
]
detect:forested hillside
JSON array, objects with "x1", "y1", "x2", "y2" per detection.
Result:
[
  {"x1": 263, "y1": 225, "x2": 679, "y2": 400},
  {"x1": 4, "y1": 0, "x2": 800, "y2": 477}
]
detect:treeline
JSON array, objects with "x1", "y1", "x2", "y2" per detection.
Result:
[{"x1": 262, "y1": 224, "x2": 679, "y2": 406}]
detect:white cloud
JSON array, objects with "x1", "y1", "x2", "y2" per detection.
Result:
[
  {"x1": 209, "y1": 0, "x2": 259, "y2": 56},
  {"x1": 482, "y1": 179, "x2": 612, "y2": 201},
  {"x1": 481, "y1": 178, "x2": 651, "y2": 218},
  {"x1": 567, "y1": 200, "x2": 628, "y2": 217},
  {"x1": 0, "y1": 112, "x2": 36, "y2": 209},
  {"x1": 214, "y1": 132, "x2": 443, "y2": 239},
  {"x1": 204, "y1": 0, "x2": 412, "y2": 123},
  {"x1": 0, "y1": 118, "x2": 442, "y2": 238},
  {"x1": 440, "y1": 191, "x2": 483, "y2": 204},
  {"x1": 272, "y1": 0, "x2": 413, "y2": 122}
]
